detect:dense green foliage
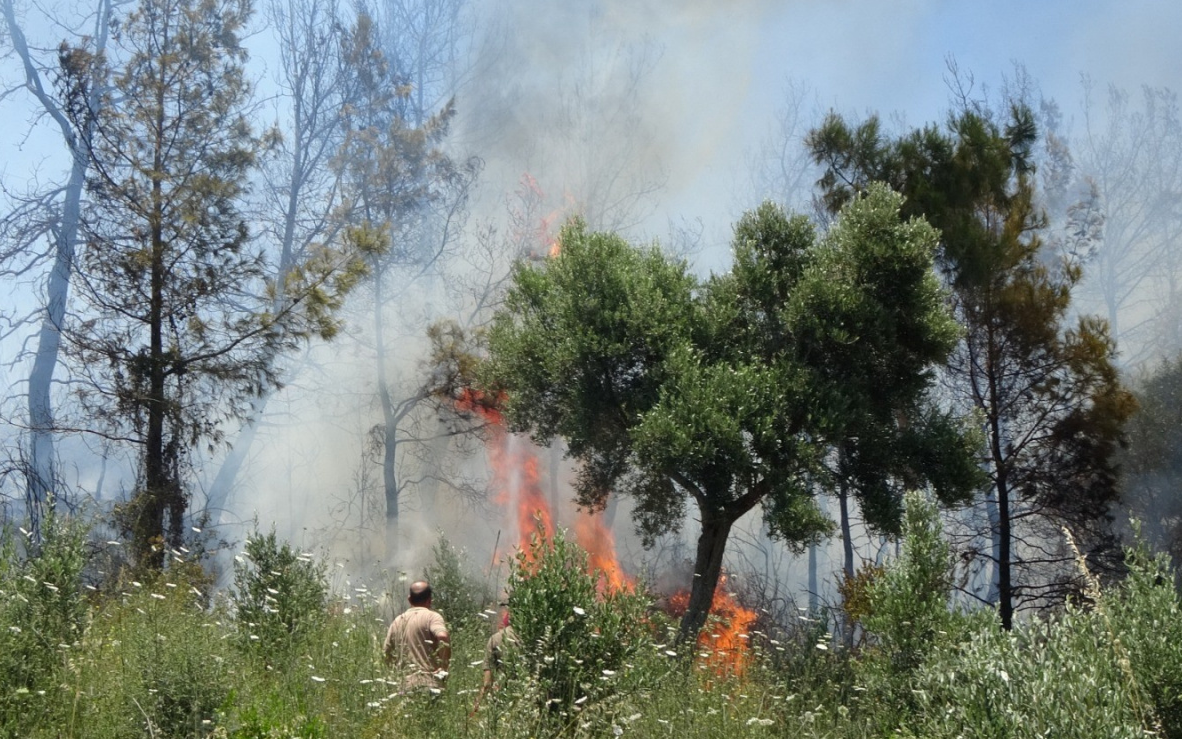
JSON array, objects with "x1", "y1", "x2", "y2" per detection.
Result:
[
  {"x1": 810, "y1": 105, "x2": 1136, "y2": 627},
  {"x1": 505, "y1": 528, "x2": 653, "y2": 718},
  {"x1": 482, "y1": 186, "x2": 980, "y2": 642},
  {"x1": 231, "y1": 528, "x2": 328, "y2": 659}
]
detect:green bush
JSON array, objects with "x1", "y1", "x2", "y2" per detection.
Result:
[
  {"x1": 0, "y1": 513, "x2": 89, "y2": 734},
  {"x1": 855, "y1": 490, "x2": 965, "y2": 729},
  {"x1": 231, "y1": 529, "x2": 327, "y2": 660},
  {"x1": 505, "y1": 527, "x2": 653, "y2": 723},
  {"x1": 422, "y1": 534, "x2": 492, "y2": 629},
  {"x1": 1104, "y1": 533, "x2": 1182, "y2": 736}
]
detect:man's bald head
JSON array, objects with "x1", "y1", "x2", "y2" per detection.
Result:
[{"x1": 408, "y1": 580, "x2": 433, "y2": 607}]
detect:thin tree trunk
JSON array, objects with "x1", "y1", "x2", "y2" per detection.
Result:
[
  {"x1": 995, "y1": 461, "x2": 1013, "y2": 630},
  {"x1": 374, "y1": 268, "x2": 400, "y2": 564},
  {"x1": 205, "y1": 411, "x2": 261, "y2": 516},
  {"x1": 838, "y1": 484, "x2": 854, "y2": 581},
  {"x1": 983, "y1": 487, "x2": 1001, "y2": 603},
  {"x1": 986, "y1": 318, "x2": 1014, "y2": 630},
  {"x1": 807, "y1": 540, "x2": 819, "y2": 614},
  {"x1": 5, "y1": 0, "x2": 110, "y2": 539},
  {"x1": 137, "y1": 51, "x2": 171, "y2": 571}
]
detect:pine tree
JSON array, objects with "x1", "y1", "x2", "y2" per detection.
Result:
[
  {"x1": 809, "y1": 105, "x2": 1137, "y2": 628},
  {"x1": 59, "y1": 0, "x2": 358, "y2": 569}
]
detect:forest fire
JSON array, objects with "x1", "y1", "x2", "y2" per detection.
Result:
[
  {"x1": 573, "y1": 509, "x2": 634, "y2": 594},
  {"x1": 457, "y1": 387, "x2": 757, "y2": 672},
  {"x1": 456, "y1": 389, "x2": 554, "y2": 561},
  {"x1": 668, "y1": 575, "x2": 759, "y2": 676}
]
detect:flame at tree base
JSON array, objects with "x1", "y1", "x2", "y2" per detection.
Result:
[
  {"x1": 667, "y1": 575, "x2": 758, "y2": 677},
  {"x1": 457, "y1": 389, "x2": 756, "y2": 676}
]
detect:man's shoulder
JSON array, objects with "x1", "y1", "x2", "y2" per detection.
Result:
[
  {"x1": 490, "y1": 625, "x2": 519, "y2": 648},
  {"x1": 403, "y1": 606, "x2": 447, "y2": 628}
]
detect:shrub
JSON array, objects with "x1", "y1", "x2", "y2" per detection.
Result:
[
  {"x1": 422, "y1": 534, "x2": 492, "y2": 629},
  {"x1": 856, "y1": 490, "x2": 963, "y2": 728},
  {"x1": 505, "y1": 527, "x2": 653, "y2": 721},
  {"x1": 0, "y1": 512, "x2": 89, "y2": 732},
  {"x1": 232, "y1": 529, "x2": 327, "y2": 659},
  {"x1": 74, "y1": 572, "x2": 235, "y2": 739}
]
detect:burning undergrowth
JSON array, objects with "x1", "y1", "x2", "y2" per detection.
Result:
[{"x1": 456, "y1": 385, "x2": 759, "y2": 674}]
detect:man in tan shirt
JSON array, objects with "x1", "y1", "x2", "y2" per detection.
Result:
[
  {"x1": 471, "y1": 605, "x2": 519, "y2": 713},
  {"x1": 383, "y1": 580, "x2": 451, "y2": 692}
]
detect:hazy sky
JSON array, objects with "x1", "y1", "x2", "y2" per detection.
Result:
[
  {"x1": 611, "y1": 0, "x2": 1182, "y2": 266},
  {"x1": 2, "y1": 0, "x2": 1180, "y2": 572}
]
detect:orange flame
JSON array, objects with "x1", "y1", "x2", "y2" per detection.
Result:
[
  {"x1": 457, "y1": 389, "x2": 636, "y2": 590},
  {"x1": 573, "y1": 510, "x2": 633, "y2": 594},
  {"x1": 668, "y1": 575, "x2": 758, "y2": 676},
  {"x1": 455, "y1": 388, "x2": 553, "y2": 560}
]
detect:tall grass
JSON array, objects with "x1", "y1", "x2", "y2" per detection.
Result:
[{"x1": 5, "y1": 505, "x2": 1182, "y2": 738}]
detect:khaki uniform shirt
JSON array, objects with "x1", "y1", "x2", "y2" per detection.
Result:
[
  {"x1": 484, "y1": 625, "x2": 519, "y2": 675},
  {"x1": 384, "y1": 606, "x2": 449, "y2": 690}
]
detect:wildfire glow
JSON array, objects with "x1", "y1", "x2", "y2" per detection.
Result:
[
  {"x1": 668, "y1": 575, "x2": 758, "y2": 676},
  {"x1": 573, "y1": 510, "x2": 634, "y2": 594}
]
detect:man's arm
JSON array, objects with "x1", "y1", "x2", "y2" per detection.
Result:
[
  {"x1": 382, "y1": 623, "x2": 396, "y2": 665},
  {"x1": 434, "y1": 631, "x2": 452, "y2": 673}
]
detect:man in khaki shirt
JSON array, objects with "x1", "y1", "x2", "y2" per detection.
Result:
[
  {"x1": 471, "y1": 605, "x2": 519, "y2": 713},
  {"x1": 383, "y1": 581, "x2": 451, "y2": 692}
]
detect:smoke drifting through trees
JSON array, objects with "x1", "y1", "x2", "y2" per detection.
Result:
[{"x1": 0, "y1": 0, "x2": 1179, "y2": 632}]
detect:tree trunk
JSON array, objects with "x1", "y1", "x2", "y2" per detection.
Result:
[
  {"x1": 135, "y1": 49, "x2": 173, "y2": 571},
  {"x1": 807, "y1": 540, "x2": 819, "y2": 614},
  {"x1": 677, "y1": 513, "x2": 734, "y2": 645},
  {"x1": 983, "y1": 487, "x2": 1001, "y2": 603},
  {"x1": 838, "y1": 484, "x2": 854, "y2": 581},
  {"x1": 986, "y1": 321, "x2": 1014, "y2": 630},
  {"x1": 6, "y1": 0, "x2": 110, "y2": 540},
  {"x1": 204, "y1": 407, "x2": 262, "y2": 517},
  {"x1": 996, "y1": 468, "x2": 1013, "y2": 630},
  {"x1": 374, "y1": 268, "x2": 400, "y2": 564}
]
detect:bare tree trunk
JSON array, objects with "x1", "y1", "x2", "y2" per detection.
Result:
[
  {"x1": 807, "y1": 540, "x2": 819, "y2": 614},
  {"x1": 4, "y1": 0, "x2": 111, "y2": 538},
  {"x1": 677, "y1": 513, "x2": 734, "y2": 645},
  {"x1": 374, "y1": 269, "x2": 401, "y2": 564},
  {"x1": 838, "y1": 484, "x2": 854, "y2": 581}
]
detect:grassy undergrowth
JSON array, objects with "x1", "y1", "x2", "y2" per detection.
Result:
[{"x1": 4, "y1": 499, "x2": 1182, "y2": 738}]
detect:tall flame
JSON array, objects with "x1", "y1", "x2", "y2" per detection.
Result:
[
  {"x1": 573, "y1": 510, "x2": 633, "y2": 594},
  {"x1": 457, "y1": 389, "x2": 554, "y2": 561},
  {"x1": 668, "y1": 575, "x2": 758, "y2": 677}
]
